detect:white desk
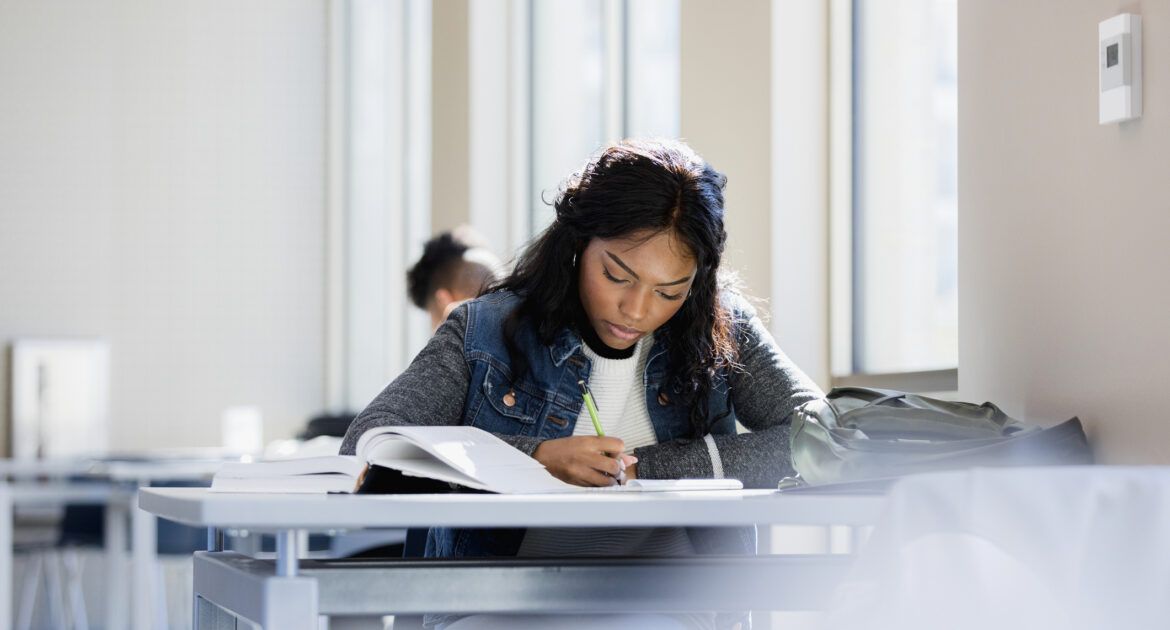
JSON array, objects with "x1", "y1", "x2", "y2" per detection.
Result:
[{"x1": 140, "y1": 488, "x2": 887, "y2": 629}]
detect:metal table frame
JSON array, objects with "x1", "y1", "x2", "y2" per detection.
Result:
[{"x1": 139, "y1": 488, "x2": 886, "y2": 630}]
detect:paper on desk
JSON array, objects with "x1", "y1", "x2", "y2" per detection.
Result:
[{"x1": 619, "y1": 479, "x2": 743, "y2": 491}]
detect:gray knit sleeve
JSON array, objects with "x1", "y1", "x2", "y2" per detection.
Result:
[
  {"x1": 338, "y1": 304, "x2": 543, "y2": 457},
  {"x1": 634, "y1": 301, "x2": 824, "y2": 488}
]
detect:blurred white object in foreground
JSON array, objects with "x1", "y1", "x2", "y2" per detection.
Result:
[{"x1": 828, "y1": 466, "x2": 1170, "y2": 630}]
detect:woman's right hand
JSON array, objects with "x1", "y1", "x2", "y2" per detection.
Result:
[{"x1": 532, "y1": 436, "x2": 637, "y2": 487}]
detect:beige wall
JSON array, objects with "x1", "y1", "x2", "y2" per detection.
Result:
[
  {"x1": 681, "y1": 0, "x2": 774, "y2": 306},
  {"x1": 431, "y1": 0, "x2": 471, "y2": 233},
  {"x1": 959, "y1": 1, "x2": 1170, "y2": 462},
  {"x1": 0, "y1": 0, "x2": 327, "y2": 451}
]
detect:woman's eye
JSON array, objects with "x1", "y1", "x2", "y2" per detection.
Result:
[
  {"x1": 656, "y1": 291, "x2": 682, "y2": 301},
  {"x1": 602, "y1": 268, "x2": 627, "y2": 284}
]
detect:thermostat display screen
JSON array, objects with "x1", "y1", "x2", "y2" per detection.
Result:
[{"x1": 1106, "y1": 43, "x2": 1119, "y2": 67}]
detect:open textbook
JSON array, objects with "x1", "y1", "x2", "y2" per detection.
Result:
[{"x1": 211, "y1": 425, "x2": 744, "y2": 494}]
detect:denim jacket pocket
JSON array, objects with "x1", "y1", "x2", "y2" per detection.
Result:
[{"x1": 471, "y1": 363, "x2": 542, "y2": 435}]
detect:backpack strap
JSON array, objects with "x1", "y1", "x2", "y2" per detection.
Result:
[{"x1": 866, "y1": 392, "x2": 907, "y2": 407}]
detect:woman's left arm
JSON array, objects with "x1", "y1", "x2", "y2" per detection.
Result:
[{"x1": 633, "y1": 304, "x2": 824, "y2": 488}]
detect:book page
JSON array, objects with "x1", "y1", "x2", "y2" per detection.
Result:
[
  {"x1": 359, "y1": 425, "x2": 546, "y2": 479},
  {"x1": 215, "y1": 455, "x2": 363, "y2": 479},
  {"x1": 470, "y1": 465, "x2": 579, "y2": 493},
  {"x1": 362, "y1": 436, "x2": 439, "y2": 462},
  {"x1": 211, "y1": 473, "x2": 355, "y2": 494}
]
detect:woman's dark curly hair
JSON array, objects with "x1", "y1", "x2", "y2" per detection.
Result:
[{"x1": 491, "y1": 139, "x2": 739, "y2": 438}]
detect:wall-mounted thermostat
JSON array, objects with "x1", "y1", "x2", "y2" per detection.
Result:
[{"x1": 1099, "y1": 13, "x2": 1141, "y2": 124}]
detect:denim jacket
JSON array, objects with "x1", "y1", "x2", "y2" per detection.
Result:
[{"x1": 432, "y1": 290, "x2": 748, "y2": 559}]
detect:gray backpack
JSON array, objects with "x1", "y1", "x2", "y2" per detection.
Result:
[{"x1": 789, "y1": 387, "x2": 1093, "y2": 486}]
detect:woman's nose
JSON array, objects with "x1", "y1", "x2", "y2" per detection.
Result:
[{"x1": 620, "y1": 288, "x2": 648, "y2": 322}]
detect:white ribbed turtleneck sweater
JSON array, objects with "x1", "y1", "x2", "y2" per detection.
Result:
[{"x1": 517, "y1": 333, "x2": 696, "y2": 558}]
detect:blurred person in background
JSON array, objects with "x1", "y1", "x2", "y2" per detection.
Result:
[
  {"x1": 407, "y1": 225, "x2": 503, "y2": 330},
  {"x1": 296, "y1": 228, "x2": 501, "y2": 443}
]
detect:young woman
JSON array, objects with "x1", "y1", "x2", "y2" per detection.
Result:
[{"x1": 341, "y1": 139, "x2": 823, "y2": 629}]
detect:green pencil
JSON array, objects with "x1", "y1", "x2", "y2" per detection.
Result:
[{"x1": 578, "y1": 379, "x2": 605, "y2": 436}]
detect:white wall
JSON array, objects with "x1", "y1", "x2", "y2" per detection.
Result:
[
  {"x1": 0, "y1": 0, "x2": 327, "y2": 451},
  {"x1": 960, "y1": 1, "x2": 1170, "y2": 463}
]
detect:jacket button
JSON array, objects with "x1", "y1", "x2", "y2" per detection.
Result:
[
  {"x1": 657, "y1": 391, "x2": 670, "y2": 406},
  {"x1": 502, "y1": 391, "x2": 517, "y2": 407}
]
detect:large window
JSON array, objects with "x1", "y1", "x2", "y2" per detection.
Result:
[
  {"x1": 530, "y1": 1, "x2": 606, "y2": 233},
  {"x1": 334, "y1": 0, "x2": 432, "y2": 410},
  {"x1": 836, "y1": 0, "x2": 958, "y2": 382},
  {"x1": 335, "y1": 0, "x2": 680, "y2": 408},
  {"x1": 624, "y1": 0, "x2": 681, "y2": 139},
  {"x1": 529, "y1": 0, "x2": 680, "y2": 234}
]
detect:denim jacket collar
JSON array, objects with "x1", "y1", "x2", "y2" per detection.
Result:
[
  {"x1": 548, "y1": 320, "x2": 672, "y2": 386},
  {"x1": 548, "y1": 326, "x2": 584, "y2": 367}
]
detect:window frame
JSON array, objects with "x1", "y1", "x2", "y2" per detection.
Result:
[
  {"x1": 327, "y1": 0, "x2": 433, "y2": 412},
  {"x1": 828, "y1": 0, "x2": 957, "y2": 393},
  {"x1": 523, "y1": 0, "x2": 681, "y2": 236}
]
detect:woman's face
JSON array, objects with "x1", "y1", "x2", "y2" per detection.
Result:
[{"x1": 578, "y1": 230, "x2": 697, "y2": 349}]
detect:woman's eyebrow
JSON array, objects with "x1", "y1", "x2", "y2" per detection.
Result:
[{"x1": 605, "y1": 251, "x2": 693, "y2": 286}]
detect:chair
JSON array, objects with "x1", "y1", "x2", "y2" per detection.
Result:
[
  {"x1": 15, "y1": 501, "x2": 95, "y2": 630},
  {"x1": 16, "y1": 477, "x2": 212, "y2": 629}
]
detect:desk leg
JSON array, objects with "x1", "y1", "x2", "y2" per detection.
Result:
[
  {"x1": 105, "y1": 497, "x2": 129, "y2": 630},
  {"x1": 131, "y1": 483, "x2": 158, "y2": 630},
  {"x1": 275, "y1": 529, "x2": 301, "y2": 577},
  {"x1": 0, "y1": 484, "x2": 11, "y2": 629},
  {"x1": 233, "y1": 530, "x2": 262, "y2": 557}
]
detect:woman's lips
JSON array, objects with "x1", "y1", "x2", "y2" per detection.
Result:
[{"x1": 605, "y1": 321, "x2": 643, "y2": 341}]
